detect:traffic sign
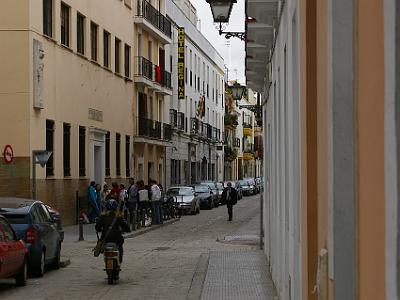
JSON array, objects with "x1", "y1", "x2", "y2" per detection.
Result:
[{"x1": 3, "y1": 145, "x2": 13, "y2": 164}]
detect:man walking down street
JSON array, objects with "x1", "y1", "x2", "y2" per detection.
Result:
[
  {"x1": 127, "y1": 178, "x2": 138, "y2": 229},
  {"x1": 150, "y1": 179, "x2": 162, "y2": 225},
  {"x1": 221, "y1": 182, "x2": 238, "y2": 221}
]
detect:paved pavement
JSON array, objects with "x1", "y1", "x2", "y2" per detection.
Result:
[{"x1": 0, "y1": 194, "x2": 277, "y2": 300}]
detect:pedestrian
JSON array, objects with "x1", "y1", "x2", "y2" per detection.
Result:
[
  {"x1": 107, "y1": 182, "x2": 120, "y2": 200},
  {"x1": 150, "y1": 179, "x2": 162, "y2": 225},
  {"x1": 221, "y1": 181, "x2": 238, "y2": 221},
  {"x1": 158, "y1": 183, "x2": 164, "y2": 224},
  {"x1": 95, "y1": 184, "x2": 103, "y2": 212},
  {"x1": 88, "y1": 181, "x2": 100, "y2": 222},
  {"x1": 127, "y1": 178, "x2": 138, "y2": 228},
  {"x1": 101, "y1": 183, "x2": 109, "y2": 208},
  {"x1": 138, "y1": 180, "x2": 150, "y2": 226}
]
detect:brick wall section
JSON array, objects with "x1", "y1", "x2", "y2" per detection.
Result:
[{"x1": 0, "y1": 157, "x2": 31, "y2": 198}]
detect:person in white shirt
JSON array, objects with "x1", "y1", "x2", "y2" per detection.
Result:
[{"x1": 150, "y1": 179, "x2": 162, "y2": 225}]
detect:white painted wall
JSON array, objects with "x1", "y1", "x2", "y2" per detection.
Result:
[{"x1": 262, "y1": 1, "x2": 302, "y2": 299}]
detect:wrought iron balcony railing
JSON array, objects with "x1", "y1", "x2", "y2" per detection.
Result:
[
  {"x1": 136, "y1": 0, "x2": 172, "y2": 38},
  {"x1": 135, "y1": 56, "x2": 153, "y2": 80},
  {"x1": 138, "y1": 118, "x2": 161, "y2": 139},
  {"x1": 163, "y1": 123, "x2": 172, "y2": 140}
]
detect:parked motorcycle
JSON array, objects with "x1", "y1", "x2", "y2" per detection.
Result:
[{"x1": 103, "y1": 242, "x2": 120, "y2": 284}]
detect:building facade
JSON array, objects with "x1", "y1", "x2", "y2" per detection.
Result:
[
  {"x1": 0, "y1": 0, "x2": 136, "y2": 225},
  {"x1": 132, "y1": 0, "x2": 173, "y2": 188},
  {"x1": 164, "y1": 0, "x2": 225, "y2": 187},
  {"x1": 245, "y1": 0, "x2": 400, "y2": 299}
]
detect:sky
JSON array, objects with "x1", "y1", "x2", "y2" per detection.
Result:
[{"x1": 189, "y1": 0, "x2": 246, "y2": 85}]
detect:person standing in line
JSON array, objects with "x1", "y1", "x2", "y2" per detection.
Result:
[
  {"x1": 221, "y1": 182, "x2": 238, "y2": 221},
  {"x1": 150, "y1": 179, "x2": 162, "y2": 225},
  {"x1": 127, "y1": 178, "x2": 138, "y2": 229},
  {"x1": 107, "y1": 182, "x2": 120, "y2": 200},
  {"x1": 138, "y1": 180, "x2": 150, "y2": 226},
  {"x1": 88, "y1": 181, "x2": 100, "y2": 222}
]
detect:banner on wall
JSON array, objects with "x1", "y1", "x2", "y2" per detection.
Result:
[{"x1": 177, "y1": 27, "x2": 185, "y2": 99}]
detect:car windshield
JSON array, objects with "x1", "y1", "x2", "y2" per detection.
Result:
[
  {"x1": 3, "y1": 214, "x2": 29, "y2": 224},
  {"x1": 239, "y1": 180, "x2": 249, "y2": 186},
  {"x1": 168, "y1": 188, "x2": 193, "y2": 196},
  {"x1": 217, "y1": 183, "x2": 223, "y2": 189},
  {"x1": 201, "y1": 183, "x2": 215, "y2": 190},
  {"x1": 194, "y1": 185, "x2": 209, "y2": 193}
]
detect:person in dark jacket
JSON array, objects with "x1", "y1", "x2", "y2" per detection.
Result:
[
  {"x1": 95, "y1": 199, "x2": 131, "y2": 263},
  {"x1": 221, "y1": 182, "x2": 238, "y2": 221}
]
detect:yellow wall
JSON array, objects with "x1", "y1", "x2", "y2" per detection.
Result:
[{"x1": 356, "y1": 0, "x2": 386, "y2": 299}]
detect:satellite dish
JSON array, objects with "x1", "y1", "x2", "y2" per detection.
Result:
[{"x1": 33, "y1": 150, "x2": 52, "y2": 167}]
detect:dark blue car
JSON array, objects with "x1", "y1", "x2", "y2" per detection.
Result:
[{"x1": 0, "y1": 198, "x2": 62, "y2": 277}]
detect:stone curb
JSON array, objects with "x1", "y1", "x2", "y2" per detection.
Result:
[
  {"x1": 123, "y1": 217, "x2": 181, "y2": 239},
  {"x1": 187, "y1": 253, "x2": 210, "y2": 300}
]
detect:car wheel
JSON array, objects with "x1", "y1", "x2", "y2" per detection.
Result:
[
  {"x1": 15, "y1": 258, "x2": 28, "y2": 286},
  {"x1": 51, "y1": 243, "x2": 61, "y2": 270},
  {"x1": 33, "y1": 251, "x2": 45, "y2": 277}
]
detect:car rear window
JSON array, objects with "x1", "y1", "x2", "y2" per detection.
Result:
[{"x1": 3, "y1": 214, "x2": 29, "y2": 224}]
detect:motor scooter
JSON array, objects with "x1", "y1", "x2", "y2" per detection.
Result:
[{"x1": 103, "y1": 242, "x2": 120, "y2": 284}]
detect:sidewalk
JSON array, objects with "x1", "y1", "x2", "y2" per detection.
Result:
[
  {"x1": 63, "y1": 217, "x2": 180, "y2": 243},
  {"x1": 200, "y1": 213, "x2": 277, "y2": 300}
]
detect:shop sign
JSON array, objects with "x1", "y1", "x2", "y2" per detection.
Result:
[{"x1": 177, "y1": 27, "x2": 185, "y2": 99}]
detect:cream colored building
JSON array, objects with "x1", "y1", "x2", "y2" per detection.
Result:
[
  {"x1": 132, "y1": 0, "x2": 173, "y2": 187},
  {"x1": 0, "y1": 0, "x2": 135, "y2": 225}
]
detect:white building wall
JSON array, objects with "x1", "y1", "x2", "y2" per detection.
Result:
[
  {"x1": 262, "y1": 1, "x2": 302, "y2": 299},
  {"x1": 164, "y1": 0, "x2": 225, "y2": 187}
]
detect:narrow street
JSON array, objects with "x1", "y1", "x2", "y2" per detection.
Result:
[{"x1": 0, "y1": 195, "x2": 273, "y2": 300}]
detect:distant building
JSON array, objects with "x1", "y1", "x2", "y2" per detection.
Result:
[{"x1": 164, "y1": 0, "x2": 225, "y2": 187}]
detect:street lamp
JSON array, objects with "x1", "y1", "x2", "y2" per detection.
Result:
[
  {"x1": 32, "y1": 150, "x2": 52, "y2": 200},
  {"x1": 230, "y1": 82, "x2": 246, "y2": 101},
  {"x1": 206, "y1": 0, "x2": 246, "y2": 41}
]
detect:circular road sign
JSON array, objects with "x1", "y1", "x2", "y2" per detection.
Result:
[{"x1": 3, "y1": 145, "x2": 13, "y2": 164}]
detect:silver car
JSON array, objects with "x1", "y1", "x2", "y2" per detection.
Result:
[{"x1": 167, "y1": 186, "x2": 200, "y2": 215}]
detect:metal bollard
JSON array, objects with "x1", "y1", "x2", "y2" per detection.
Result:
[{"x1": 78, "y1": 217, "x2": 84, "y2": 241}]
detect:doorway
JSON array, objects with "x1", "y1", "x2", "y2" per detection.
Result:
[{"x1": 94, "y1": 146, "x2": 102, "y2": 184}]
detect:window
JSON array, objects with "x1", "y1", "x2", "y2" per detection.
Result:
[
  {"x1": 46, "y1": 120, "x2": 54, "y2": 177},
  {"x1": 63, "y1": 123, "x2": 71, "y2": 177},
  {"x1": 116, "y1": 133, "x2": 121, "y2": 176},
  {"x1": 90, "y1": 22, "x2": 98, "y2": 61},
  {"x1": 103, "y1": 30, "x2": 110, "y2": 68},
  {"x1": 43, "y1": 0, "x2": 52, "y2": 37},
  {"x1": 0, "y1": 220, "x2": 15, "y2": 241},
  {"x1": 170, "y1": 55, "x2": 173, "y2": 73},
  {"x1": 105, "y1": 132, "x2": 110, "y2": 176},
  {"x1": 79, "y1": 126, "x2": 86, "y2": 176},
  {"x1": 125, "y1": 136, "x2": 130, "y2": 177},
  {"x1": 148, "y1": 40, "x2": 152, "y2": 61},
  {"x1": 115, "y1": 38, "x2": 121, "y2": 73},
  {"x1": 60, "y1": 3, "x2": 70, "y2": 47},
  {"x1": 77, "y1": 13, "x2": 85, "y2": 55},
  {"x1": 124, "y1": 44, "x2": 130, "y2": 78}
]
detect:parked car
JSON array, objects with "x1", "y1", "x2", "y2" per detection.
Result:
[
  {"x1": 0, "y1": 198, "x2": 63, "y2": 277},
  {"x1": 0, "y1": 215, "x2": 28, "y2": 286},
  {"x1": 45, "y1": 205, "x2": 64, "y2": 242},
  {"x1": 193, "y1": 185, "x2": 214, "y2": 209},
  {"x1": 239, "y1": 180, "x2": 256, "y2": 196},
  {"x1": 199, "y1": 182, "x2": 219, "y2": 207},
  {"x1": 216, "y1": 183, "x2": 224, "y2": 204},
  {"x1": 244, "y1": 178, "x2": 259, "y2": 194},
  {"x1": 167, "y1": 187, "x2": 200, "y2": 215}
]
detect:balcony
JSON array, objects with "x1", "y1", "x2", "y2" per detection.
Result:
[
  {"x1": 154, "y1": 66, "x2": 173, "y2": 95},
  {"x1": 177, "y1": 112, "x2": 185, "y2": 131},
  {"x1": 138, "y1": 118, "x2": 161, "y2": 139},
  {"x1": 224, "y1": 146, "x2": 238, "y2": 162},
  {"x1": 243, "y1": 144, "x2": 255, "y2": 161},
  {"x1": 163, "y1": 123, "x2": 173, "y2": 140},
  {"x1": 135, "y1": 56, "x2": 154, "y2": 87},
  {"x1": 136, "y1": 118, "x2": 172, "y2": 145},
  {"x1": 135, "y1": 0, "x2": 172, "y2": 44},
  {"x1": 243, "y1": 127, "x2": 253, "y2": 137},
  {"x1": 224, "y1": 114, "x2": 238, "y2": 130},
  {"x1": 191, "y1": 118, "x2": 200, "y2": 135},
  {"x1": 170, "y1": 109, "x2": 177, "y2": 128}
]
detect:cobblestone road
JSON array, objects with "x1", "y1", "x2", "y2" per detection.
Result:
[{"x1": 0, "y1": 194, "x2": 264, "y2": 300}]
